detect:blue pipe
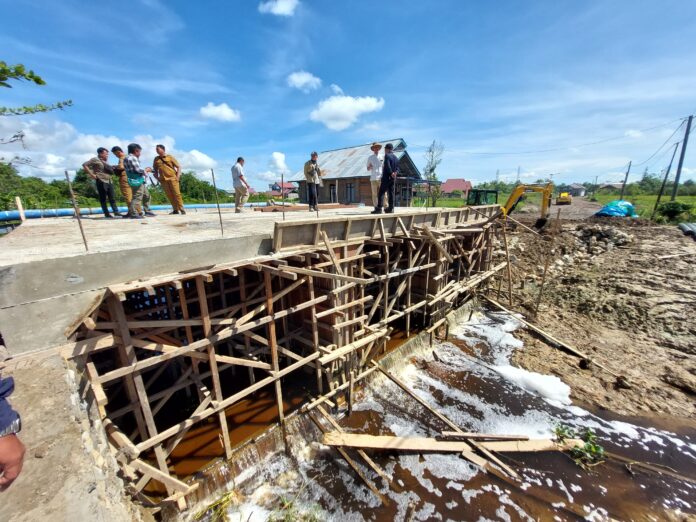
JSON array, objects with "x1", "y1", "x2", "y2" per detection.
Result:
[{"x1": 0, "y1": 203, "x2": 269, "y2": 221}]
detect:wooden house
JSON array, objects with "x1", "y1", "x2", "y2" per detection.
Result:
[{"x1": 291, "y1": 139, "x2": 423, "y2": 206}]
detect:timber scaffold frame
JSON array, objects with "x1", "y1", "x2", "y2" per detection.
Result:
[{"x1": 66, "y1": 205, "x2": 503, "y2": 510}]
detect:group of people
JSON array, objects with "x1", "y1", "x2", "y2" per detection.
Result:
[
  {"x1": 82, "y1": 143, "x2": 185, "y2": 219},
  {"x1": 302, "y1": 141, "x2": 399, "y2": 213},
  {"x1": 84, "y1": 139, "x2": 402, "y2": 218}
]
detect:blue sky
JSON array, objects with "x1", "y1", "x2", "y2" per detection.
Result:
[{"x1": 1, "y1": 0, "x2": 695, "y2": 190}]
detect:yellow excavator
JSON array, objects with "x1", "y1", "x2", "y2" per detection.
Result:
[
  {"x1": 467, "y1": 182, "x2": 553, "y2": 228},
  {"x1": 501, "y1": 182, "x2": 553, "y2": 228}
]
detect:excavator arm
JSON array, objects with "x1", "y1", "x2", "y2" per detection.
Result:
[{"x1": 501, "y1": 183, "x2": 554, "y2": 228}]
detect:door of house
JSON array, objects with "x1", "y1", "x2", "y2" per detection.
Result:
[{"x1": 330, "y1": 184, "x2": 337, "y2": 203}]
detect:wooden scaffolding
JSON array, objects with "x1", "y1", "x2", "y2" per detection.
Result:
[{"x1": 65, "y1": 205, "x2": 503, "y2": 510}]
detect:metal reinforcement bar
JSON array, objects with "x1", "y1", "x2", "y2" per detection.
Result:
[{"x1": 64, "y1": 206, "x2": 501, "y2": 510}]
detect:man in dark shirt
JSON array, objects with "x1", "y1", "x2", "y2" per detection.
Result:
[
  {"x1": 83, "y1": 147, "x2": 121, "y2": 218},
  {"x1": 372, "y1": 142, "x2": 399, "y2": 214}
]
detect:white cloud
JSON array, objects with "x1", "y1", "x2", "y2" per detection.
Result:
[
  {"x1": 258, "y1": 0, "x2": 299, "y2": 16},
  {"x1": 330, "y1": 84, "x2": 344, "y2": 95},
  {"x1": 287, "y1": 71, "x2": 321, "y2": 93},
  {"x1": 0, "y1": 117, "x2": 217, "y2": 179},
  {"x1": 309, "y1": 95, "x2": 385, "y2": 131},
  {"x1": 270, "y1": 151, "x2": 289, "y2": 173},
  {"x1": 256, "y1": 170, "x2": 278, "y2": 182},
  {"x1": 199, "y1": 102, "x2": 241, "y2": 122}
]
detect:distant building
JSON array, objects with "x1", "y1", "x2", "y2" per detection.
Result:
[
  {"x1": 441, "y1": 179, "x2": 472, "y2": 198},
  {"x1": 268, "y1": 182, "x2": 298, "y2": 199},
  {"x1": 569, "y1": 184, "x2": 586, "y2": 197},
  {"x1": 290, "y1": 138, "x2": 423, "y2": 206}
]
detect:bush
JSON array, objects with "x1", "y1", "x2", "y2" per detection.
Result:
[{"x1": 657, "y1": 201, "x2": 692, "y2": 221}]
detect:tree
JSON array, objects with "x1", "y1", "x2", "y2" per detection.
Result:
[
  {"x1": 423, "y1": 140, "x2": 444, "y2": 206},
  {"x1": 0, "y1": 61, "x2": 72, "y2": 116}
]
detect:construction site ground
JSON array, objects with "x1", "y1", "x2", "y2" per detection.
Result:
[{"x1": 505, "y1": 198, "x2": 696, "y2": 423}]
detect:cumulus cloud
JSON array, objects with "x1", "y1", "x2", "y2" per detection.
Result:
[
  {"x1": 256, "y1": 170, "x2": 279, "y2": 182},
  {"x1": 0, "y1": 117, "x2": 216, "y2": 179},
  {"x1": 330, "y1": 84, "x2": 344, "y2": 95},
  {"x1": 258, "y1": 0, "x2": 299, "y2": 16},
  {"x1": 199, "y1": 102, "x2": 241, "y2": 122},
  {"x1": 309, "y1": 95, "x2": 385, "y2": 131},
  {"x1": 287, "y1": 71, "x2": 321, "y2": 93},
  {"x1": 270, "y1": 151, "x2": 289, "y2": 173}
]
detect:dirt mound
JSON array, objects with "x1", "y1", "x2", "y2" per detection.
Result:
[{"x1": 495, "y1": 220, "x2": 696, "y2": 418}]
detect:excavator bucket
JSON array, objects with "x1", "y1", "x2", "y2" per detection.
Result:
[{"x1": 533, "y1": 217, "x2": 548, "y2": 229}]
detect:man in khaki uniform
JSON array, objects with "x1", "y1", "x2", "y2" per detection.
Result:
[
  {"x1": 303, "y1": 151, "x2": 322, "y2": 211},
  {"x1": 111, "y1": 146, "x2": 133, "y2": 212},
  {"x1": 152, "y1": 144, "x2": 185, "y2": 214}
]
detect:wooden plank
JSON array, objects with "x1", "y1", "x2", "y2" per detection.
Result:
[
  {"x1": 129, "y1": 458, "x2": 192, "y2": 493},
  {"x1": 308, "y1": 412, "x2": 387, "y2": 506},
  {"x1": 420, "y1": 225, "x2": 454, "y2": 263},
  {"x1": 324, "y1": 432, "x2": 472, "y2": 452},
  {"x1": 321, "y1": 230, "x2": 345, "y2": 276},
  {"x1": 58, "y1": 333, "x2": 119, "y2": 359},
  {"x1": 316, "y1": 295, "x2": 374, "y2": 319},
  {"x1": 441, "y1": 431, "x2": 530, "y2": 441},
  {"x1": 479, "y1": 439, "x2": 582, "y2": 453},
  {"x1": 195, "y1": 276, "x2": 233, "y2": 460},
  {"x1": 264, "y1": 270, "x2": 286, "y2": 427},
  {"x1": 282, "y1": 265, "x2": 369, "y2": 285},
  {"x1": 319, "y1": 329, "x2": 388, "y2": 365}
]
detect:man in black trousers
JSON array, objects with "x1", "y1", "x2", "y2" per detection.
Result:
[
  {"x1": 371, "y1": 142, "x2": 399, "y2": 214},
  {"x1": 83, "y1": 147, "x2": 121, "y2": 218}
]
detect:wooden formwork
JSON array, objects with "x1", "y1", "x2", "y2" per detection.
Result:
[{"x1": 66, "y1": 205, "x2": 504, "y2": 510}]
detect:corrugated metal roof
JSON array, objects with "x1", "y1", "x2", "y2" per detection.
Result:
[{"x1": 289, "y1": 138, "x2": 420, "y2": 182}]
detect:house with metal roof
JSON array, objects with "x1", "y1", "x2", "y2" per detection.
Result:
[{"x1": 290, "y1": 138, "x2": 423, "y2": 206}]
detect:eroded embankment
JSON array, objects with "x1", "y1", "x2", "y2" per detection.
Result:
[{"x1": 182, "y1": 309, "x2": 696, "y2": 521}]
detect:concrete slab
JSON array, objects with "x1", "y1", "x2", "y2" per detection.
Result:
[{"x1": 0, "y1": 206, "x2": 447, "y2": 355}]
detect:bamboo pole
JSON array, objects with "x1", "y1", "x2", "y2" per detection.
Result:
[
  {"x1": 210, "y1": 168, "x2": 224, "y2": 237},
  {"x1": 64, "y1": 170, "x2": 89, "y2": 251}
]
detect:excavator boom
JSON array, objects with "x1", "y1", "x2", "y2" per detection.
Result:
[{"x1": 501, "y1": 183, "x2": 554, "y2": 228}]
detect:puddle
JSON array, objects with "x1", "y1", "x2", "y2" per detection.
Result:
[{"x1": 188, "y1": 312, "x2": 696, "y2": 521}]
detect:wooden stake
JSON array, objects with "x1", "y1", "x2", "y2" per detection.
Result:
[
  {"x1": 501, "y1": 219, "x2": 513, "y2": 307},
  {"x1": 210, "y1": 168, "x2": 224, "y2": 237},
  {"x1": 65, "y1": 170, "x2": 89, "y2": 251}
]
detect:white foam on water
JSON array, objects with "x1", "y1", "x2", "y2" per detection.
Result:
[{"x1": 492, "y1": 364, "x2": 571, "y2": 406}]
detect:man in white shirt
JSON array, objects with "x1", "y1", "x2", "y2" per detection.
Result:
[
  {"x1": 366, "y1": 142, "x2": 386, "y2": 207},
  {"x1": 231, "y1": 157, "x2": 251, "y2": 213}
]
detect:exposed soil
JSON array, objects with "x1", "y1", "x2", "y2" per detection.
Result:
[
  {"x1": 0, "y1": 353, "x2": 147, "y2": 522},
  {"x1": 496, "y1": 207, "x2": 696, "y2": 420}
]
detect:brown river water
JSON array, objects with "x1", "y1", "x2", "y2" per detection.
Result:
[{"x1": 184, "y1": 311, "x2": 696, "y2": 521}]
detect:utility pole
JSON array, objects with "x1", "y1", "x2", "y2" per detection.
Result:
[
  {"x1": 593, "y1": 175, "x2": 598, "y2": 197},
  {"x1": 619, "y1": 161, "x2": 631, "y2": 200},
  {"x1": 516, "y1": 166, "x2": 520, "y2": 183},
  {"x1": 652, "y1": 142, "x2": 680, "y2": 220},
  {"x1": 495, "y1": 169, "x2": 500, "y2": 185},
  {"x1": 671, "y1": 114, "x2": 692, "y2": 201}
]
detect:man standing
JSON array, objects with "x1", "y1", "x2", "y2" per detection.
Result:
[
  {"x1": 123, "y1": 143, "x2": 156, "y2": 219},
  {"x1": 82, "y1": 148, "x2": 121, "y2": 218},
  {"x1": 372, "y1": 142, "x2": 399, "y2": 214},
  {"x1": 0, "y1": 370, "x2": 24, "y2": 491},
  {"x1": 304, "y1": 151, "x2": 322, "y2": 212},
  {"x1": 231, "y1": 157, "x2": 250, "y2": 213},
  {"x1": 153, "y1": 144, "x2": 185, "y2": 215},
  {"x1": 111, "y1": 146, "x2": 133, "y2": 215},
  {"x1": 366, "y1": 142, "x2": 385, "y2": 207}
]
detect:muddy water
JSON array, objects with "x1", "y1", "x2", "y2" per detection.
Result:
[{"x1": 191, "y1": 312, "x2": 696, "y2": 521}]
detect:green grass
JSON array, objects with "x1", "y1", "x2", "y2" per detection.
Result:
[{"x1": 592, "y1": 193, "x2": 696, "y2": 217}]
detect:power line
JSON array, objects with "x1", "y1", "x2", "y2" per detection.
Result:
[
  {"x1": 458, "y1": 117, "x2": 685, "y2": 156},
  {"x1": 632, "y1": 119, "x2": 685, "y2": 167}
]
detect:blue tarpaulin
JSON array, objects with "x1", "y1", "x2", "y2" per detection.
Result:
[{"x1": 594, "y1": 200, "x2": 637, "y2": 217}]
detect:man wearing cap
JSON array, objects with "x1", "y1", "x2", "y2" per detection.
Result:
[
  {"x1": 366, "y1": 142, "x2": 386, "y2": 208},
  {"x1": 82, "y1": 147, "x2": 121, "y2": 218},
  {"x1": 372, "y1": 142, "x2": 399, "y2": 214},
  {"x1": 153, "y1": 144, "x2": 185, "y2": 215},
  {"x1": 303, "y1": 151, "x2": 322, "y2": 212}
]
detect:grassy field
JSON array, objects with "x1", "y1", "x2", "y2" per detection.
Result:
[{"x1": 592, "y1": 193, "x2": 696, "y2": 217}]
